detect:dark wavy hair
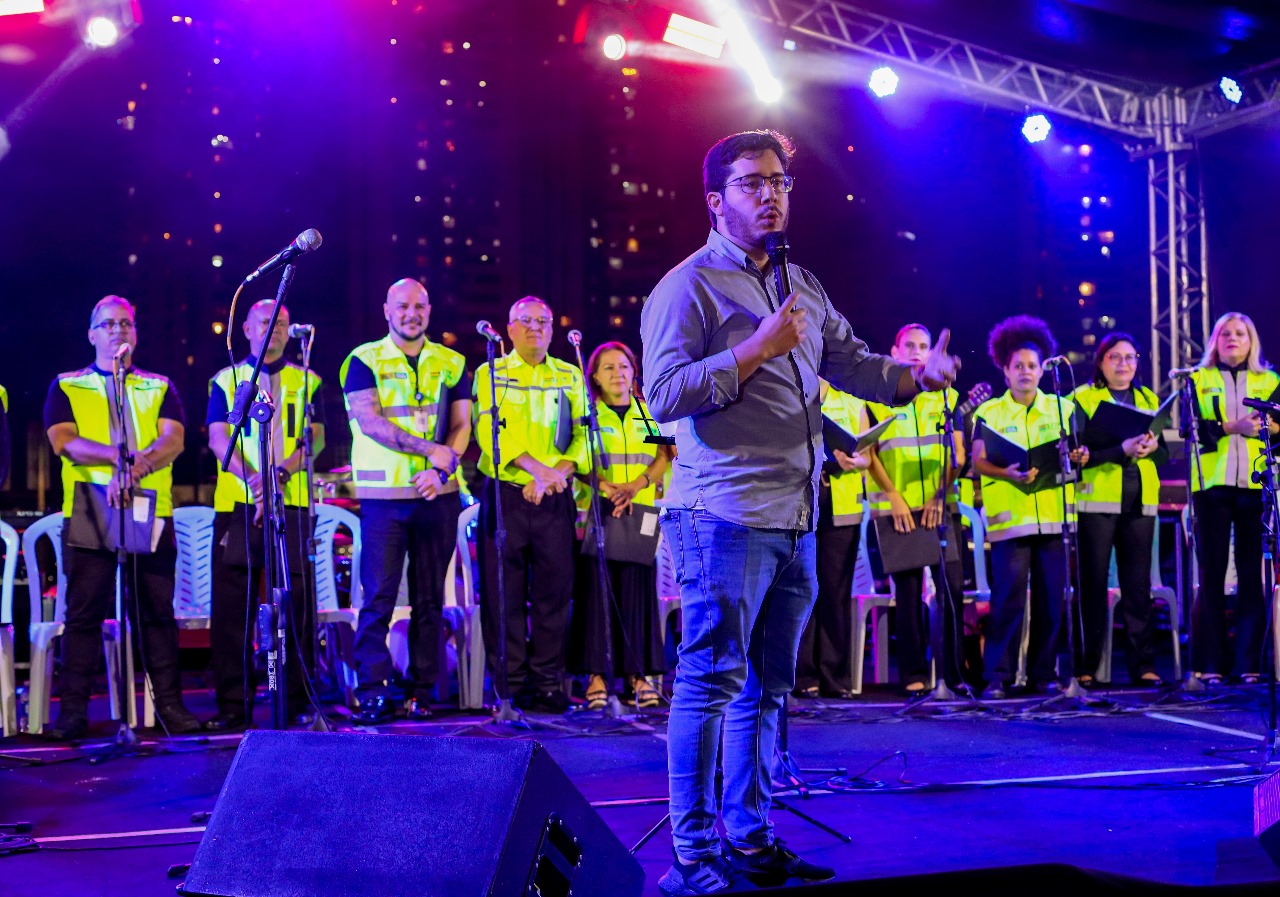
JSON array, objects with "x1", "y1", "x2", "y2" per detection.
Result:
[
  {"x1": 587, "y1": 340, "x2": 641, "y2": 403},
  {"x1": 1091, "y1": 331, "x2": 1143, "y2": 388},
  {"x1": 703, "y1": 129, "x2": 796, "y2": 227},
  {"x1": 987, "y1": 314, "x2": 1057, "y2": 370}
]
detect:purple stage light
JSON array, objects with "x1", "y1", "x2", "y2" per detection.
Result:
[{"x1": 1022, "y1": 113, "x2": 1052, "y2": 143}]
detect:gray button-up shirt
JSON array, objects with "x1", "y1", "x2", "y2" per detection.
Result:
[{"x1": 641, "y1": 228, "x2": 915, "y2": 531}]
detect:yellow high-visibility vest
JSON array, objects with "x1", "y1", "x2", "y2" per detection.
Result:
[
  {"x1": 340, "y1": 335, "x2": 466, "y2": 500},
  {"x1": 866, "y1": 388, "x2": 960, "y2": 516},
  {"x1": 1071, "y1": 383, "x2": 1161, "y2": 515},
  {"x1": 209, "y1": 361, "x2": 322, "y2": 512},
  {"x1": 822, "y1": 387, "x2": 868, "y2": 526},
  {"x1": 1189, "y1": 366, "x2": 1280, "y2": 491},
  {"x1": 473, "y1": 351, "x2": 588, "y2": 485},
  {"x1": 53, "y1": 367, "x2": 177, "y2": 517},
  {"x1": 973, "y1": 389, "x2": 1077, "y2": 542}
]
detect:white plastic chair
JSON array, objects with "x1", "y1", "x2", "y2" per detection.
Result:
[
  {"x1": 22, "y1": 513, "x2": 68, "y2": 735},
  {"x1": 442, "y1": 502, "x2": 485, "y2": 709},
  {"x1": 655, "y1": 525, "x2": 681, "y2": 661},
  {"x1": 1097, "y1": 518, "x2": 1182, "y2": 684},
  {"x1": 314, "y1": 503, "x2": 362, "y2": 706},
  {"x1": 0, "y1": 522, "x2": 20, "y2": 735}
]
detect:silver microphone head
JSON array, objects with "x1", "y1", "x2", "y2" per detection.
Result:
[
  {"x1": 296, "y1": 228, "x2": 323, "y2": 252},
  {"x1": 288, "y1": 323, "x2": 314, "y2": 338},
  {"x1": 567, "y1": 329, "x2": 583, "y2": 346}
]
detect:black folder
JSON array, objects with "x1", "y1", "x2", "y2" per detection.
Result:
[
  {"x1": 821, "y1": 415, "x2": 894, "y2": 462},
  {"x1": 1082, "y1": 394, "x2": 1177, "y2": 451},
  {"x1": 873, "y1": 511, "x2": 961, "y2": 574},
  {"x1": 64, "y1": 481, "x2": 158, "y2": 554},
  {"x1": 975, "y1": 421, "x2": 1075, "y2": 494},
  {"x1": 581, "y1": 501, "x2": 662, "y2": 566}
]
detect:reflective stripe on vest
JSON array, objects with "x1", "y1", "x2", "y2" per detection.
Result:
[
  {"x1": 865, "y1": 388, "x2": 959, "y2": 516},
  {"x1": 1190, "y1": 367, "x2": 1280, "y2": 492},
  {"x1": 974, "y1": 390, "x2": 1077, "y2": 542},
  {"x1": 210, "y1": 362, "x2": 321, "y2": 512},
  {"x1": 340, "y1": 335, "x2": 466, "y2": 500},
  {"x1": 823, "y1": 387, "x2": 867, "y2": 523},
  {"x1": 587, "y1": 398, "x2": 661, "y2": 506},
  {"x1": 1072, "y1": 383, "x2": 1160, "y2": 516},
  {"x1": 473, "y1": 351, "x2": 589, "y2": 486},
  {"x1": 55, "y1": 367, "x2": 175, "y2": 517}
]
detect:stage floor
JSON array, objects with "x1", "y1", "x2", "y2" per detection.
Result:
[{"x1": 4, "y1": 681, "x2": 1280, "y2": 895}]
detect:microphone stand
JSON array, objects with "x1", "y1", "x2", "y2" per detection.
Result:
[
  {"x1": 482, "y1": 336, "x2": 521, "y2": 725},
  {"x1": 567, "y1": 333, "x2": 626, "y2": 719},
  {"x1": 1176, "y1": 374, "x2": 1208, "y2": 694},
  {"x1": 223, "y1": 265, "x2": 296, "y2": 730},
  {"x1": 1253, "y1": 423, "x2": 1280, "y2": 765},
  {"x1": 298, "y1": 328, "x2": 323, "y2": 705},
  {"x1": 94, "y1": 351, "x2": 148, "y2": 761},
  {"x1": 1028, "y1": 365, "x2": 1104, "y2": 711},
  {"x1": 898, "y1": 387, "x2": 980, "y2": 715}
]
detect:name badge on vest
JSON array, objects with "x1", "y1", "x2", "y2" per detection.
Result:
[{"x1": 412, "y1": 406, "x2": 432, "y2": 433}]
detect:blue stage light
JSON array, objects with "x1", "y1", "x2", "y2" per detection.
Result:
[{"x1": 1022, "y1": 113, "x2": 1051, "y2": 143}]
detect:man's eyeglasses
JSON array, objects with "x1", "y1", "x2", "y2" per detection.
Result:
[
  {"x1": 722, "y1": 174, "x2": 795, "y2": 195},
  {"x1": 1104, "y1": 353, "x2": 1139, "y2": 365},
  {"x1": 93, "y1": 319, "x2": 135, "y2": 333},
  {"x1": 512, "y1": 315, "x2": 552, "y2": 329}
]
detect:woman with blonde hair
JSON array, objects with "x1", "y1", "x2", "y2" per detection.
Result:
[{"x1": 1186, "y1": 312, "x2": 1280, "y2": 685}]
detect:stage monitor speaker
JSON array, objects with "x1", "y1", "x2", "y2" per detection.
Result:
[
  {"x1": 178, "y1": 730, "x2": 645, "y2": 897},
  {"x1": 1255, "y1": 768, "x2": 1280, "y2": 867}
]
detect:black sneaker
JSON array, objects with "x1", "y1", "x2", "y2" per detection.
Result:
[
  {"x1": 658, "y1": 855, "x2": 739, "y2": 895},
  {"x1": 726, "y1": 840, "x2": 834, "y2": 886},
  {"x1": 530, "y1": 689, "x2": 570, "y2": 714}
]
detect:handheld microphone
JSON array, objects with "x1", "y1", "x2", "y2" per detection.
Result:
[
  {"x1": 476, "y1": 320, "x2": 502, "y2": 343},
  {"x1": 1243, "y1": 397, "x2": 1280, "y2": 418},
  {"x1": 244, "y1": 228, "x2": 323, "y2": 283},
  {"x1": 1168, "y1": 367, "x2": 1197, "y2": 379},
  {"x1": 1042, "y1": 355, "x2": 1070, "y2": 369},
  {"x1": 764, "y1": 231, "x2": 792, "y2": 302},
  {"x1": 288, "y1": 323, "x2": 314, "y2": 339},
  {"x1": 567, "y1": 329, "x2": 583, "y2": 347}
]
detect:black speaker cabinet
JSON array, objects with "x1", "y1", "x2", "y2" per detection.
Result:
[{"x1": 178, "y1": 730, "x2": 645, "y2": 897}]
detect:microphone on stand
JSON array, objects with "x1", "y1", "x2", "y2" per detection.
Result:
[
  {"x1": 764, "y1": 231, "x2": 792, "y2": 302},
  {"x1": 567, "y1": 329, "x2": 583, "y2": 347},
  {"x1": 476, "y1": 320, "x2": 502, "y2": 343},
  {"x1": 288, "y1": 323, "x2": 314, "y2": 339},
  {"x1": 1169, "y1": 367, "x2": 1197, "y2": 380},
  {"x1": 112, "y1": 343, "x2": 130, "y2": 361},
  {"x1": 244, "y1": 228, "x2": 323, "y2": 283},
  {"x1": 1042, "y1": 355, "x2": 1071, "y2": 369}
]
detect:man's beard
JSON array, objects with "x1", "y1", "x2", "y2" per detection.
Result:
[
  {"x1": 723, "y1": 201, "x2": 785, "y2": 251},
  {"x1": 391, "y1": 320, "x2": 425, "y2": 342}
]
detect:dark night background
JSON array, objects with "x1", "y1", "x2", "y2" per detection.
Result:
[{"x1": 0, "y1": 0, "x2": 1276, "y2": 511}]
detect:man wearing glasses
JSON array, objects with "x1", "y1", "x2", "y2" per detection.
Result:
[
  {"x1": 41, "y1": 296, "x2": 201, "y2": 740},
  {"x1": 340, "y1": 278, "x2": 471, "y2": 724},
  {"x1": 641, "y1": 130, "x2": 958, "y2": 893},
  {"x1": 472, "y1": 296, "x2": 588, "y2": 713}
]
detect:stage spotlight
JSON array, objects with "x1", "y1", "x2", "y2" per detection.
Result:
[
  {"x1": 1021, "y1": 113, "x2": 1052, "y2": 143},
  {"x1": 1219, "y1": 76, "x2": 1243, "y2": 104},
  {"x1": 868, "y1": 66, "x2": 898, "y2": 98},
  {"x1": 85, "y1": 15, "x2": 120, "y2": 48},
  {"x1": 755, "y1": 76, "x2": 783, "y2": 103},
  {"x1": 601, "y1": 33, "x2": 627, "y2": 61}
]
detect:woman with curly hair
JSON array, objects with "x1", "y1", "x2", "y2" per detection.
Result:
[{"x1": 971, "y1": 315, "x2": 1088, "y2": 699}]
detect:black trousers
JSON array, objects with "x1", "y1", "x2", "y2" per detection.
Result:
[
  {"x1": 1077, "y1": 508, "x2": 1157, "y2": 683},
  {"x1": 889, "y1": 520, "x2": 967, "y2": 689},
  {"x1": 354, "y1": 494, "x2": 462, "y2": 700},
  {"x1": 1192, "y1": 486, "x2": 1265, "y2": 676},
  {"x1": 983, "y1": 534, "x2": 1068, "y2": 686},
  {"x1": 59, "y1": 519, "x2": 182, "y2": 717},
  {"x1": 478, "y1": 478, "x2": 575, "y2": 697},
  {"x1": 795, "y1": 518, "x2": 859, "y2": 695},
  {"x1": 210, "y1": 506, "x2": 316, "y2": 716},
  {"x1": 569, "y1": 544, "x2": 665, "y2": 679}
]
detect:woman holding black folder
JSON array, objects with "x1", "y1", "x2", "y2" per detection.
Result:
[
  {"x1": 570, "y1": 341, "x2": 672, "y2": 709},
  {"x1": 971, "y1": 315, "x2": 1087, "y2": 700},
  {"x1": 1073, "y1": 333, "x2": 1165, "y2": 687}
]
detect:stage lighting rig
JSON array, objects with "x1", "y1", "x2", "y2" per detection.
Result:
[
  {"x1": 1022, "y1": 113, "x2": 1052, "y2": 143},
  {"x1": 75, "y1": 0, "x2": 141, "y2": 50}
]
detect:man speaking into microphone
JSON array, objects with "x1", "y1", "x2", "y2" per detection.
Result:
[
  {"x1": 641, "y1": 130, "x2": 958, "y2": 894},
  {"x1": 472, "y1": 296, "x2": 588, "y2": 713},
  {"x1": 339, "y1": 278, "x2": 471, "y2": 724}
]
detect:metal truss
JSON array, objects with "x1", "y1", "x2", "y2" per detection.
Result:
[{"x1": 735, "y1": 0, "x2": 1280, "y2": 388}]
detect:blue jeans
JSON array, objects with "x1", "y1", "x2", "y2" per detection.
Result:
[{"x1": 661, "y1": 509, "x2": 817, "y2": 861}]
